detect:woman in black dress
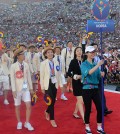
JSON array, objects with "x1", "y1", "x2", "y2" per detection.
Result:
[{"x1": 68, "y1": 47, "x2": 84, "y2": 121}]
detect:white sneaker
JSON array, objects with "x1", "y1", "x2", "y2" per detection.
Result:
[
  {"x1": 17, "y1": 122, "x2": 22, "y2": 130},
  {"x1": 4, "y1": 99, "x2": 9, "y2": 105},
  {"x1": 24, "y1": 122, "x2": 34, "y2": 131},
  {"x1": 61, "y1": 95, "x2": 68, "y2": 100}
]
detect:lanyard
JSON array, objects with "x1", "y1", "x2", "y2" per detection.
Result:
[
  {"x1": 78, "y1": 60, "x2": 81, "y2": 67},
  {"x1": 31, "y1": 53, "x2": 34, "y2": 60},
  {"x1": 57, "y1": 56, "x2": 60, "y2": 66},
  {"x1": 56, "y1": 56, "x2": 62, "y2": 71},
  {"x1": 49, "y1": 61, "x2": 55, "y2": 76},
  {"x1": 19, "y1": 63, "x2": 24, "y2": 72},
  {"x1": 39, "y1": 53, "x2": 43, "y2": 61}
]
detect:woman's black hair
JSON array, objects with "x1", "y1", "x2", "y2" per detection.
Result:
[
  {"x1": 13, "y1": 56, "x2": 17, "y2": 63},
  {"x1": 13, "y1": 51, "x2": 23, "y2": 63},
  {"x1": 74, "y1": 46, "x2": 82, "y2": 59},
  {"x1": 82, "y1": 54, "x2": 87, "y2": 62}
]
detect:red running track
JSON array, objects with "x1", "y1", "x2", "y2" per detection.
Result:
[{"x1": 0, "y1": 89, "x2": 120, "y2": 134}]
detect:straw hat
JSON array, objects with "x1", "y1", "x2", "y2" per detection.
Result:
[
  {"x1": 43, "y1": 47, "x2": 54, "y2": 57},
  {"x1": 28, "y1": 44, "x2": 35, "y2": 48},
  {"x1": 14, "y1": 48, "x2": 24, "y2": 57},
  {"x1": 19, "y1": 43, "x2": 27, "y2": 48}
]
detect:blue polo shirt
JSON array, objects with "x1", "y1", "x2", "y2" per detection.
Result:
[{"x1": 80, "y1": 60, "x2": 101, "y2": 89}]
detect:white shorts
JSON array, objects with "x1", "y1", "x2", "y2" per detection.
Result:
[
  {"x1": 14, "y1": 90, "x2": 31, "y2": 106},
  {"x1": 61, "y1": 74, "x2": 67, "y2": 85},
  {"x1": 56, "y1": 73, "x2": 67, "y2": 88}
]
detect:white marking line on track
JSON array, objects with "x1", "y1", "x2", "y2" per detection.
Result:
[{"x1": 105, "y1": 89, "x2": 120, "y2": 94}]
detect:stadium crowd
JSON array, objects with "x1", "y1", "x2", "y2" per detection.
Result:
[{"x1": 0, "y1": 0, "x2": 119, "y2": 46}]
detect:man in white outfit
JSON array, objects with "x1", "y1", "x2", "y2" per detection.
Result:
[
  {"x1": 53, "y1": 46, "x2": 68, "y2": 100},
  {"x1": 26, "y1": 44, "x2": 39, "y2": 91},
  {"x1": 0, "y1": 48, "x2": 10, "y2": 105},
  {"x1": 61, "y1": 41, "x2": 75, "y2": 91}
]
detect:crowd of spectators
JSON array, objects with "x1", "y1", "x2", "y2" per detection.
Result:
[
  {"x1": 102, "y1": 47, "x2": 120, "y2": 84},
  {"x1": 0, "y1": 0, "x2": 119, "y2": 47},
  {"x1": 0, "y1": 0, "x2": 119, "y2": 84}
]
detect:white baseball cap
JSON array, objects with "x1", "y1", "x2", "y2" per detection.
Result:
[
  {"x1": 112, "y1": 61, "x2": 115, "y2": 64},
  {"x1": 85, "y1": 46, "x2": 95, "y2": 53},
  {"x1": 103, "y1": 53, "x2": 112, "y2": 58}
]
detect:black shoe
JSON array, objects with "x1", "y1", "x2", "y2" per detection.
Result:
[
  {"x1": 104, "y1": 110, "x2": 113, "y2": 116},
  {"x1": 85, "y1": 129, "x2": 92, "y2": 134},
  {"x1": 97, "y1": 129, "x2": 106, "y2": 134}
]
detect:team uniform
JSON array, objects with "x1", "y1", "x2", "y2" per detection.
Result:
[{"x1": 10, "y1": 61, "x2": 33, "y2": 106}]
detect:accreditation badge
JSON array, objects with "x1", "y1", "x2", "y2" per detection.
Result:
[
  {"x1": 51, "y1": 76, "x2": 57, "y2": 84},
  {"x1": 22, "y1": 81, "x2": 28, "y2": 91}
]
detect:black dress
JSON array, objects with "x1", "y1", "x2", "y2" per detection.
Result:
[{"x1": 68, "y1": 59, "x2": 82, "y2": 96}]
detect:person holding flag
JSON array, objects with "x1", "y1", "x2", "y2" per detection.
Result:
[{"x1": 81, "y1": 46, "x2": 106, "y2": 134}]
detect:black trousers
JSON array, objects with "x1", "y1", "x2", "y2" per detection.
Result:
[
  {"x1": 45, "y1": 80, "x2": 57, "y2": 120},
  {"x1": 82, "y1": 89, "x2": 102, "y2": 124}
]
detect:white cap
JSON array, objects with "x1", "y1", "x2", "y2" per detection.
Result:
[
  {"x1": 103, "y1": 53, "x2": 112, "y2": 58},
  {"x1": 85, "y1": 46, "x2": 95, "y2": 53},
  {"x1": 112, "y1": 61, "x2": 115, "y2": 64}
]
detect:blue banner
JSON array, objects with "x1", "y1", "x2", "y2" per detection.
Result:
[{"x1": 87, "y1": 20, "x2": 115, "y2": 32}]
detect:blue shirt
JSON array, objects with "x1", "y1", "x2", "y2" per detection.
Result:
[{"x1": 80, "y1": 60, "x2": 101, "y2": 89}]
